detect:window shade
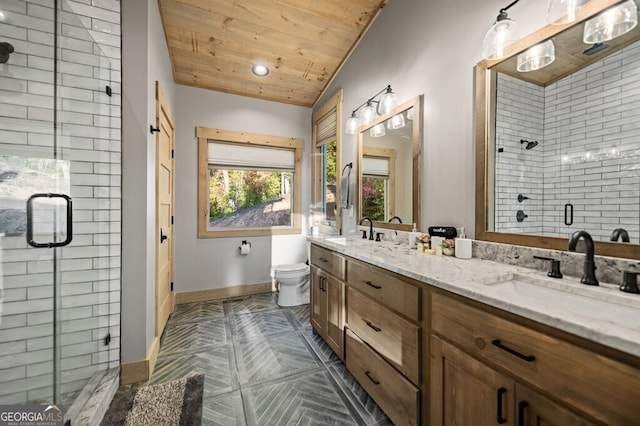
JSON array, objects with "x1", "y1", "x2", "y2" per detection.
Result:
[
  {"x1": 363, "y1": 157, "x2": 389, "y2": 176},
  {"x1": 208, "y1": 141, "x2": 295, "y2": 170},
  {"x1": 315, "y1": 111, "x2": 337, "y2": 147}
]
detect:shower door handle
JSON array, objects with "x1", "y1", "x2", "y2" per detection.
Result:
[
  {"x1": 26, "y1": 193, "x2": 73, "y2": 248},
  {"x1": 564, "y1": 203, "x2": 573, "y2": 226}
]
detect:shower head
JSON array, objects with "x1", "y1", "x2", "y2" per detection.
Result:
[
  {"x1": 0, "y1": 42, "x2": 14, "y2": 64},
  {"x1": 520, "y1": 139, "x2": 539, "y2": 150}
]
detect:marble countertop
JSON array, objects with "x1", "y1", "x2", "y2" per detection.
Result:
[{"x1": 309, "y1": 236, "x2": 640, "y2": 358}]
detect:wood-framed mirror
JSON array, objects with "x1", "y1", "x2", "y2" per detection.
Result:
[
  {"x1": 475, "y1": 0, "x2": 640, "y2": 259},
  {"x1": 357, "y1": 95, "x2": 423, "y2": 231}
]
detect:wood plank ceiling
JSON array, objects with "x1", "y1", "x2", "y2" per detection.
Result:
[{"x1": 158, "y1": 0, "x2": 388, "y2": 107}]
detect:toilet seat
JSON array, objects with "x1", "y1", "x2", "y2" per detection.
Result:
[
  {"x1": 273, "y1": 263, "x2": 309, "y2": 278},
  {"x1": 274, "y1": 263, "x2": 308, "y2": 273}
]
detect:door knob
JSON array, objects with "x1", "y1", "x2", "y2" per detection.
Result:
[{"x1": 160, "y1": 229, "x2": 168, "y2": 243}]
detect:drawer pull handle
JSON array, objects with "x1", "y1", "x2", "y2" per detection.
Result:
[
  {"x1": 492, "y1": 339, "x2": 536, "y2": 362},
  {"x1": 518, "y1": 401, "x2": 528, "y2": 426},
  {"x1": 319, "y1": 257, "x2": 328, "y2": 263},
  {"x1": 364, "y1": 371, "x2": 380, "y2": 385},
  {"x1": 365, "y1": 320, "x2": 382, "y2": 332},
  {"x1": 364, "y1": 280, "x2": 382, "y2": 289},
  {"x1": 497, "y1": 387, "x2": 507, "y2": 424}
]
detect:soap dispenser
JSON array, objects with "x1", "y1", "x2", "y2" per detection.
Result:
[
  {"x1": 409, "y1": 223, "x2": 419, "y2": 249},
  {"x1": 455, "y1": 227, "x2": 472, "y2": 259}
]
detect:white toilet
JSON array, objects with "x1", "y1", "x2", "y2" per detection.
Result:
[{"x1": 271, "y1": 263, "x2": 310, "y2": 307}]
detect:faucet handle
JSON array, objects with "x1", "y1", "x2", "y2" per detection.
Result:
[
  {"x1": 533, "y1": 256, "x2": 563, "y2": 279},
  {"x1": 361, "y1": 230, "x2": 367, "y2": 239},
  {"x1": 375, "y1": 232, "x2": 384, "y2": 242},
  {"x1": 621, "y1": 271, "x2": 640, "y2": 294}
]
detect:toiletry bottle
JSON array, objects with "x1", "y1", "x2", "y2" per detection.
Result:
[
  {"x1": 455, "y1": 227, "x2": 472, "y2": 259},
  {"x1": 409, "y1": 223, "x2": 418, "y2": 249}
]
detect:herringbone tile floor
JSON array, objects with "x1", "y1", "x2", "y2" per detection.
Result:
[{"x1": 149, "y1": 292, "x2": 393, "y2": 425}]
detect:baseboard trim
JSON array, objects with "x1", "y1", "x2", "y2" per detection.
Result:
[
  {"x1": 121, "y1": 283, "x2": 271, "y2": 384},
  {"x1": 120, "y1": 336, "x2": 161, "y2": 385},
  {"x1": 176, "y1": 282, "x2": 273, "y2": 304}
]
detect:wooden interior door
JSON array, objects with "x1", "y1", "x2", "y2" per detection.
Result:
[{"x1": 155, "y1": 82, "x2": 175, "y2": 337}]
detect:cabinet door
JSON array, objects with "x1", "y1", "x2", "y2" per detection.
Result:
[
  {"x1": 310, "y1": 266, "x2": 325, "y2": 335},
  {"x1": 431, "y1": 335, "x2": 514, "y2": 426},
  {"x1": 324, "y1": 274, "x2": 344, "y2": 360},
  {"x1": 515, "y1": 383, "x2": 600, "y2": 426}
]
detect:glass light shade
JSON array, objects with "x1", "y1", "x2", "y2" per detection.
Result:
[
  {"x1": 370, "y1": 123, "x2": 386, "y2": 138},
  {"x1": 583, "y1": 0, "x2": 638, "y2": 44},
  {"x1": 360, "y1": 103, "x2": 377, "y2": 125},
  {"x1": 547, "y1": 0, "x2": 585, "y2": 25},
  {"x1": 406, "y1": 107, "x2": 414, "y2": 121},
  {"x1": 482, "y1": 17, "x2": 520, "y2": 60},
  {"x1": 345, "y1": 114, "x2": 360, "y2": 134},
  {"x1": 378, "y1": 90, "x2": 397, "y2": 115},
  {"x1": 387, "y1": 113, "x2": 406, "y2": 130},
  {"x1": 517, "y1": 40, "x2": 556, "y2": 72}
]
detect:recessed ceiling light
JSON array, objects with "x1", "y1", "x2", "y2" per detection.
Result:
[{"x1": 252, "y1": 64, "x2": 269, "y2": 77}]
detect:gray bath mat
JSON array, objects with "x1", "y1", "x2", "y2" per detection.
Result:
[{"x1": 101, "y1": 374, "x2": 204, "y2": 425}]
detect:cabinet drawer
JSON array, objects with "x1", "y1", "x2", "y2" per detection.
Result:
[
  {"x1": 348, "y1": 260, "x2": 420, "y2": 321},
  {"x1": 310, "y1": 244, "x2": 345, "y2": 280},
  {"x1": 431, "y1": 291, "x2": 640, "y2": 425},
  {"x1": 346, "y1": 330, "x2": 419, "y2": 426},
  {"x1": 347, "y1": 287, "x2": 420, "y2": 385}
]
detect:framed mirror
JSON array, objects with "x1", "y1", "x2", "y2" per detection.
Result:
[
  {"x1": 475, "y1": 0, "x2": 640, "y2": 259},
  {"x1": 357, "y1": 95, "x2": 423, "y2": 231}
]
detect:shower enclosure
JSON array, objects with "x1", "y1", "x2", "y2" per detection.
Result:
[{"x1": 0, "y1": 0, "x2": 121, "y2": 409}]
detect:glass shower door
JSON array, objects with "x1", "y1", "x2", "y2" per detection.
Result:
[{"x1": 0, "y1": 0, "x2": 121, "y2": 410}]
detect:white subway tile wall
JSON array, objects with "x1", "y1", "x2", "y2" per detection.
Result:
[
  {"x1": 495, "y1": 41, "x2": 640, "y2": 242},
  {"x1": 0, "y1": 0, "x2": 121, "y2": 405}
]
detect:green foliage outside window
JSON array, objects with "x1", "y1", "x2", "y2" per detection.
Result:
[
  {"x1": 209, "y1": 169, "x2": 291, "y2": 221},
  {"x1": 362, "y1": 176, "x2": 386, "y2": 221}
]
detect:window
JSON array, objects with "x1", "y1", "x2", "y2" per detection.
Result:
[
  {"x1": 197, "y1": 127, "x2": 303, "y2": 238},
  {"x1": 312, "y1": 90, "x2": 343, "y2": 232},
  {"x1": 362, "y1": 147, "x2": 396, "y2": 222}
]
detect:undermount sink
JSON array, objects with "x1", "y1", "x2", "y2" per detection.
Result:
[{"x1": 474, "y1": 272, "x2": 640, "y2": 322}]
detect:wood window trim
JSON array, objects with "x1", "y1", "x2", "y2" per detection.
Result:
[
  {"x1": 312, "y1": 89, "x2": 343, "y2": 234},
  {"x1": 197, "y1": 126, "x2": 303, "y2": 238}
]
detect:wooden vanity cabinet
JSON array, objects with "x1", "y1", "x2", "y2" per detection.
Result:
[
  {"x1": 345, "y1": 258, "x2": 423, "y2": 425},
  {"x1": 310, "y1": 245, "x2": 346, "y2": 360},
  {"x1": 430, "y1": 291, "x2": 639, "y2": 425}
]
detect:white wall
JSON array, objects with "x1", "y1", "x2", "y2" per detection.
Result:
[
  {"x1": 121, "y1": 0, "x2": 174, "y2": 362},
  {"x1": 173, "y1": 86, "x2": 311, "y2": 292},
  {"x1": 316, "y1": 0, "x2": 547, "y2": 236}
]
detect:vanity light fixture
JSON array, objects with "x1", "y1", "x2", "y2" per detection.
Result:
[
  {"x1": 344, "y1": 85, "x2": 399, "y2": 134},
  {"x1": 583, "y1": 0, "x2": 638, "y2": 43},
  {"x1": 387, "y1": 113, "x2": 406, "y2": 130},
  {"x1": 482, "y1": 0, "x2": 521, "y2": 60},
  {"x1": 517, "y1": 39, "x2": 555, "y2": 72},
  {"x1": 547, "y1": 0, "x2": 586, "y2": 24},
  {"x1": 251, "y1": 63, "x2": 270, "y2": 77},
  {"x1": 370, "y1": 123, "x2": 386, "y2": 138}
]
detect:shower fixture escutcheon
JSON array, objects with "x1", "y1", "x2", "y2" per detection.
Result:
[{"x1": 516, "y1": 210, "x2": 528, "y2": 222}]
